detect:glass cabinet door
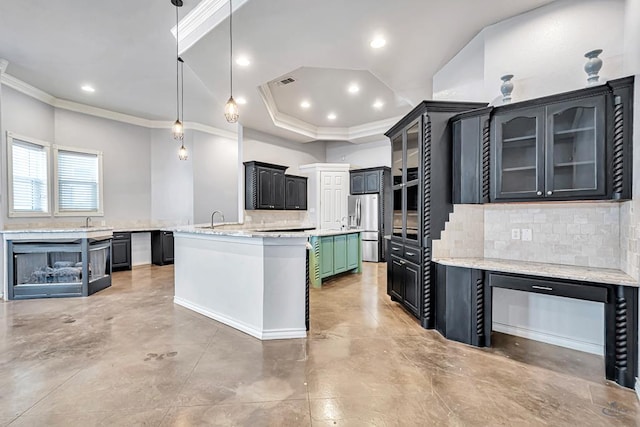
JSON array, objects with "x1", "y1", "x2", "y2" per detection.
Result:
[
  {"x1": 391, "y1": 133, "x2": 403, "y2": 238},
  {"x1": 405, "y1": 122, "x2": 420, "y2": 244},
  {"x1": 545, "y1": 97, "x2": 605, "y2": 198},
  {"x1": 493, "y1": 108, "x2": 545, "y2": 200}
]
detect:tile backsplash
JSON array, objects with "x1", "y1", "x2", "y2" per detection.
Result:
[
  {"x1": 484, "y1": 202, "x2": 620, "y2": 269},
  {"x1": 432, "y1": 205, "x2": 484, "y2": 259},
  {"x1": 243, "y1": 210, "x2": 311, "y2": 227}
]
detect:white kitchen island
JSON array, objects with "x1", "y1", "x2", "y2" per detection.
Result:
[{"x1": 171, "y1": 225, "x2": 310, "y2": 340}]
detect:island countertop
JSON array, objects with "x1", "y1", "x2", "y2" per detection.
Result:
[{"x1": 170, "y1": 224, "x2": 363, "y2": 238}]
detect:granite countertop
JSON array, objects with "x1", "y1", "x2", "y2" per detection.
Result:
[
  {"x1": 1, "y1": 226, "x2": 114, "y2": 234},
  {"x1": 170, "y1": 224, "x2": 363, "y2": 239},
  {"x1": 434, "y1": 257, "x2": 638, "y2": 287}
]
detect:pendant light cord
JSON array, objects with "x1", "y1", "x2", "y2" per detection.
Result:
[
  {"x1": 175, "y1": 4, "x2": 180, "y2": 120},
  {"x1": 229, "y1": 0, "x2": 233, "y2": 98},
  {"x1": 180, "y1": 59, "x2": 184, "y2": 122}
]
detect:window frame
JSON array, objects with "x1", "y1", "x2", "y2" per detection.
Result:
[
  {"x1": 53, "y1": 144, "x2": 104, "y2": 217},
  {"x1": 7, "y1": 131, "x2": 52, "y2": 218}
]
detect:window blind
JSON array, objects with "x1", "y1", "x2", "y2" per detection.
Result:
[
  {"x1": 57, "y1": 149, "x2": 100, "y2": 212},
  {"x1": 11, "y1": 139, "x2": 48, "y2": 213}
]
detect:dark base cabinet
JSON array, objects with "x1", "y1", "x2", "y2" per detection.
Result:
[
  {"x1": 151, "y1": 231, "x2": 174, "y2": 266},
  {"x1": 387, "y1": 241, "x2": 422, "y2": 319},
  {"x1": 112, "y1": 232, "x2": 131, "y2": 271},
  {"x1": 433, "y1": 262, "x2": 639, "y2": 389}
]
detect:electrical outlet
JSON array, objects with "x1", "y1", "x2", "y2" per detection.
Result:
[
  {"x1": 521, "y1": 228, "x2": 532, "y2": 241},
  {"x1": 511, "y1": 229, "x2": 520, "y2": 240}
]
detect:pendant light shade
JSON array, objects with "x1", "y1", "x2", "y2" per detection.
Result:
[
  {"x1": 172, "y1": 0, "x2": 184, "y2": 140},
  {"x1": 224, "y1": 0, "x2": 238, "y2": 123},
  {"x1": 224, "y1": 96, "x2": 239, "y2": 123},
  {"x1": 178, "y1": 142, "x2": 188, "y2": 160}
]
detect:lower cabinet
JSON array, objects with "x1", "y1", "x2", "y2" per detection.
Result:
[
  {"x1": 389, "y1": 254, "x2": 421, "y2": 318},
  {"x1": 310, "y1": 233, "x2": 362, "y2": 286},
  {"x1": 112, "y1": 232, "x2": 132, "y2": 271},
  {"x1": 151, "y1": 231, "x2": 174, "y2": 266}
]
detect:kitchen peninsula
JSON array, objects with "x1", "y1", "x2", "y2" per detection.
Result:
[{"x1": 171, "y1": 224, "x2": 362, "y2": 340}]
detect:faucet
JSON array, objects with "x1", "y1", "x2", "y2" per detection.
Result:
[
  {"x1": 211, "y1": 210, "x2": 225, "y2": 228},
  {"x1": 85, "y1": 217, "x2": 92, "y2": 228}
]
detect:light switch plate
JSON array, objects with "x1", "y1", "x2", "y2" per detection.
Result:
[
  {"x1": 511, "y1": 229, "x2": 520, "y2": 240},
  {"x1": 521, "y1": 228, "x2": 532, "y2": 241}
]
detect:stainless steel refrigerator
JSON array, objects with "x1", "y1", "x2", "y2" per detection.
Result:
[{"x1": 348, "y1": 194, "x2": 380, "y2": 262}]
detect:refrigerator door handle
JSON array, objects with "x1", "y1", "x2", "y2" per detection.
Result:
[{"x1": 357, "y1": 199, "x2": 362, "y2": 227}]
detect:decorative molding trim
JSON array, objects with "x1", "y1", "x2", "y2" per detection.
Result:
[
  {"x1": 0, "y1": 58, "x2": 8, "y2": 74},
  {"x1": 174, "y1": 296, "x2": 306, "y2": 340},
  {"x1": 174, "y1": 0, "x2": 250, "y2": 55},
  {"x1": 259, "y1": 82, "x2": 403, "y2": 142},
  {"x1": 1, "y1": 73, "x2": 237, "y2": 139},
  {"x1": 492, "y1": 321, "x2": 604, "y2": 356}
]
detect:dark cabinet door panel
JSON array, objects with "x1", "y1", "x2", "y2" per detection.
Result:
[
  {"x1": 350, "y1": 173, "x2": 364, "y2": 194},
  {"x1": 273, "y1": 171, "x2": 285, "y2": 209},
  {"x1": 389, "y1": 256, "x2": 404, "y2": 301},
  {"x1": 364, "y1": 171, "x2": 380, "y2": 193},
  {"x1": 403, "y1": 261, "x2": 421, "y2": 317}
]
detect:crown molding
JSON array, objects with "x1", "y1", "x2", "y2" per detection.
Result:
[
  {"x1": 258, "y1": 82, "x2": 400, "y2": 143},
  {"x1": 1, "y1": 73, "x2": 237, "y2": 139},
  {"x1": 0, "y1": 58, "x2": 8, "y2": 74},
  {"x1": 174, "y1": 0, "x2": 250, "y2": 55}
]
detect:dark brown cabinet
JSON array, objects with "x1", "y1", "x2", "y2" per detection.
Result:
[
  {"x1": 386, "y1": 101, "x2": 485, "y2": 326},
  {"x1": 490, "y1": 77, "x2": 633, "y2": 202},
  {"x1": 152, "y1": 231, "x2": 174, "y2": 266},
  {"x1": 112, "y1": 232, "x2": 131, "y2": 271},
  {"x1": 244, "y1": 161, "x2": 287, "y2": 210},
  {"x1": 285, "y1": 175, "x2": 307, "y2": 210}
]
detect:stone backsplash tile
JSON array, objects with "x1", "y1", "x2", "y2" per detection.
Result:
[{"x1": 484, "y1": 202, "x2": 621, "y2": 269}]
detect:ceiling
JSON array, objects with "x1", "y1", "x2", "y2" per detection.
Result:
[{"x1": 0, "y1": 0, "x2": 557, "y2": 143}]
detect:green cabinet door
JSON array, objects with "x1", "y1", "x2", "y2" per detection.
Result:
[
  {"x1": 333, "y1": 235, "x2": 347, "y2": 273},
  {"x1": 346, "y1": 233, "x2": 359, "y2": 269},
  {"x1": 320, "y1": 236, "x2": 335, "y2": 278}
]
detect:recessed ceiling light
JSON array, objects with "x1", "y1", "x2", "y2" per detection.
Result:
[
  {"x1": 327, "y1": 113, "x2": 337, "y2": 120},
  {"x1": 373, "y1": 100, "x2": 384, "y2": 109},
  {"x1": 370, "y1": 36, "x2": 386, "y2": 49},
  {"x1": 348, "y1": 84, "x2": 360, "y2": 94},
  {"x1": 235, "y1": 56, "x2": 251, "y2": 67},
  {"x1": 81, "y1": 85, "x2": 95, "y2": 93},
  {"x1": 300, "y1": 100, "x2": 311, "y2": 109},
  {"x1": 236, "y1": 97, "x2": 247, "y2": 105}
]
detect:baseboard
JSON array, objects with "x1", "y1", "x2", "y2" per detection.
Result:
[
  {"x1": 493, "y1": 322, "x2": 604, "y2": 356},
  {"x1": 173, "y1": 297, "x2": 306, "y2": 340}
]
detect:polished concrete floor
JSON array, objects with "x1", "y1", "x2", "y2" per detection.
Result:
[{"x1": 0, "y1": 263, "x2": 638, "y2": 426}]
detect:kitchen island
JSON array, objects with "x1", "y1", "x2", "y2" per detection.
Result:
[{"x1": 171, "y1": 224, "x2": 362, "y2": 340}]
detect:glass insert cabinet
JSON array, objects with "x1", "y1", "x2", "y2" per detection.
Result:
[{"x1": 7, "y1": 237, "x2": 112, "y2": 299}]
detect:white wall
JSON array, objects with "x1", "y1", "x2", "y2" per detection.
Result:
[
  {"x1": 243, "y1": 128, "x2": 326, "y2": 175},
  {"x1": 192, "y1": 131, "x2": 238, "y2": 224},
  {"x1": 432, "y1": 0, "x2": 630, "y2": 355},
  {"x1": 55, "y1": 109, "x2": 152, "y2": 223},
  {"x1": 150, "y1": 128, "x2": 193, "y2": 224},
  {"x1": 325, "y1": 139, "x2": 391, "y2": 168}
]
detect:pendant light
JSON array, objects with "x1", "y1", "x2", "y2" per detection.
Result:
[
  {"x1": 224, "y1": 0, "x2": 239, "y2": 123},
  {"x1": 177, "y1": 57, "x2": 188, "y2": 160},
  {"x1": 171, "y1": 0, "x2": 184, "y2": 140}
]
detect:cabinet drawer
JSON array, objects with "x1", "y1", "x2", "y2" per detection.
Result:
[
  {"x1": 389, "y1": 242, "x2": 403, "y2": 257},
  {"x1": 489, "y1": 273, "x2": 609, "y2": 303},
  {"x1": 113, "y1": 232, "x2": 131, "y2": 241},
  {"x1": 403, "y1": 246, "x2": 421, "y2": 264}
]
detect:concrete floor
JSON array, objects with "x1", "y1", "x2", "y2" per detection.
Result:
[{"x1": 0, "y1": 263, "x2": 638, "y2": 426}]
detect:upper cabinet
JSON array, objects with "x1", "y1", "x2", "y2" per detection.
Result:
[
  {"x1": 452, "y1": 76, "x2": 634, "y2": 204},
  {"x1": 285, "y1": 175, "x2": 307, "y2": 210},
  {"x1": 350, "y1": 169, "x2": 383, "y2": 194}
]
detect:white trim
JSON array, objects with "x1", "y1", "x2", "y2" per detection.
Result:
[
  {"x1": 6, "y1": 131, "x2": 52, "y2": 218},
  {"x1": 173, "y1": 0, "x2": 250, "y2": 55},
  {"x1": 492, "y1": 321, "x2": 604, "y2": 356},
  {"x1": 174, "y1": 296, "x2": 306, "y2": 340},
  {"x1": 1, "y1": 73, "x2": 237, "y2": 139},
  {"x1": 635, "y1": 378, "x2": 639, "y2": 402},
  {"x1": 258, "y1": 83, "x2": 403, "y2": 142},
  {"x1": 52, "y1": 145, "x2": 104, "y2": 217}
]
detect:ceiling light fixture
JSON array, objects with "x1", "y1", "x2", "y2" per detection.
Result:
[
  {"x1": 178, "y1": 142, "x2": 188, "y2": 160},
  {"x1": 373, "y1": 99, "x2": 384, "y2": 109},
  {"x1": 235, "y1": 56, "x2": 250, "y2": 67},
  {"x1": 327, "y1": 113, "x2": 337, "y2": 120},
  {"x1": 236, "y1": 96, "x2": 247, "y2": 105},
  {"x1": 177, "y1": 57, "x2": 188, "y2": 160},
  {"x1": 171, "y1": 0, "x2": 184, "y2": 141},
  {"x1": 81, "y1": 85, "x2": 95, "y2": 93},
  {"x1": 224, "y1": 0, "x2": 239, "y2": 123},
  {"x1": 348, "y1": 84, "x2": 360, "y2": 94},
  {"x1": 300, "y1": 100, "x2": 311, "y2": 109},
  {"x1": 370, "y1": 36, "x2": 386, "y2": 49}
]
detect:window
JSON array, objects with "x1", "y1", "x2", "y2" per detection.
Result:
[
  {"x1": 7, "y1": 132, "x2": 51, "y2": 217},
  {"x1": 53, "y1": 145, "x2": 104, "y2": 216}
]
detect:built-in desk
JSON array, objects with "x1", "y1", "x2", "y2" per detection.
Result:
[{"x1": 433, "y1": 258, "x2": 638, "y2": 389}]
